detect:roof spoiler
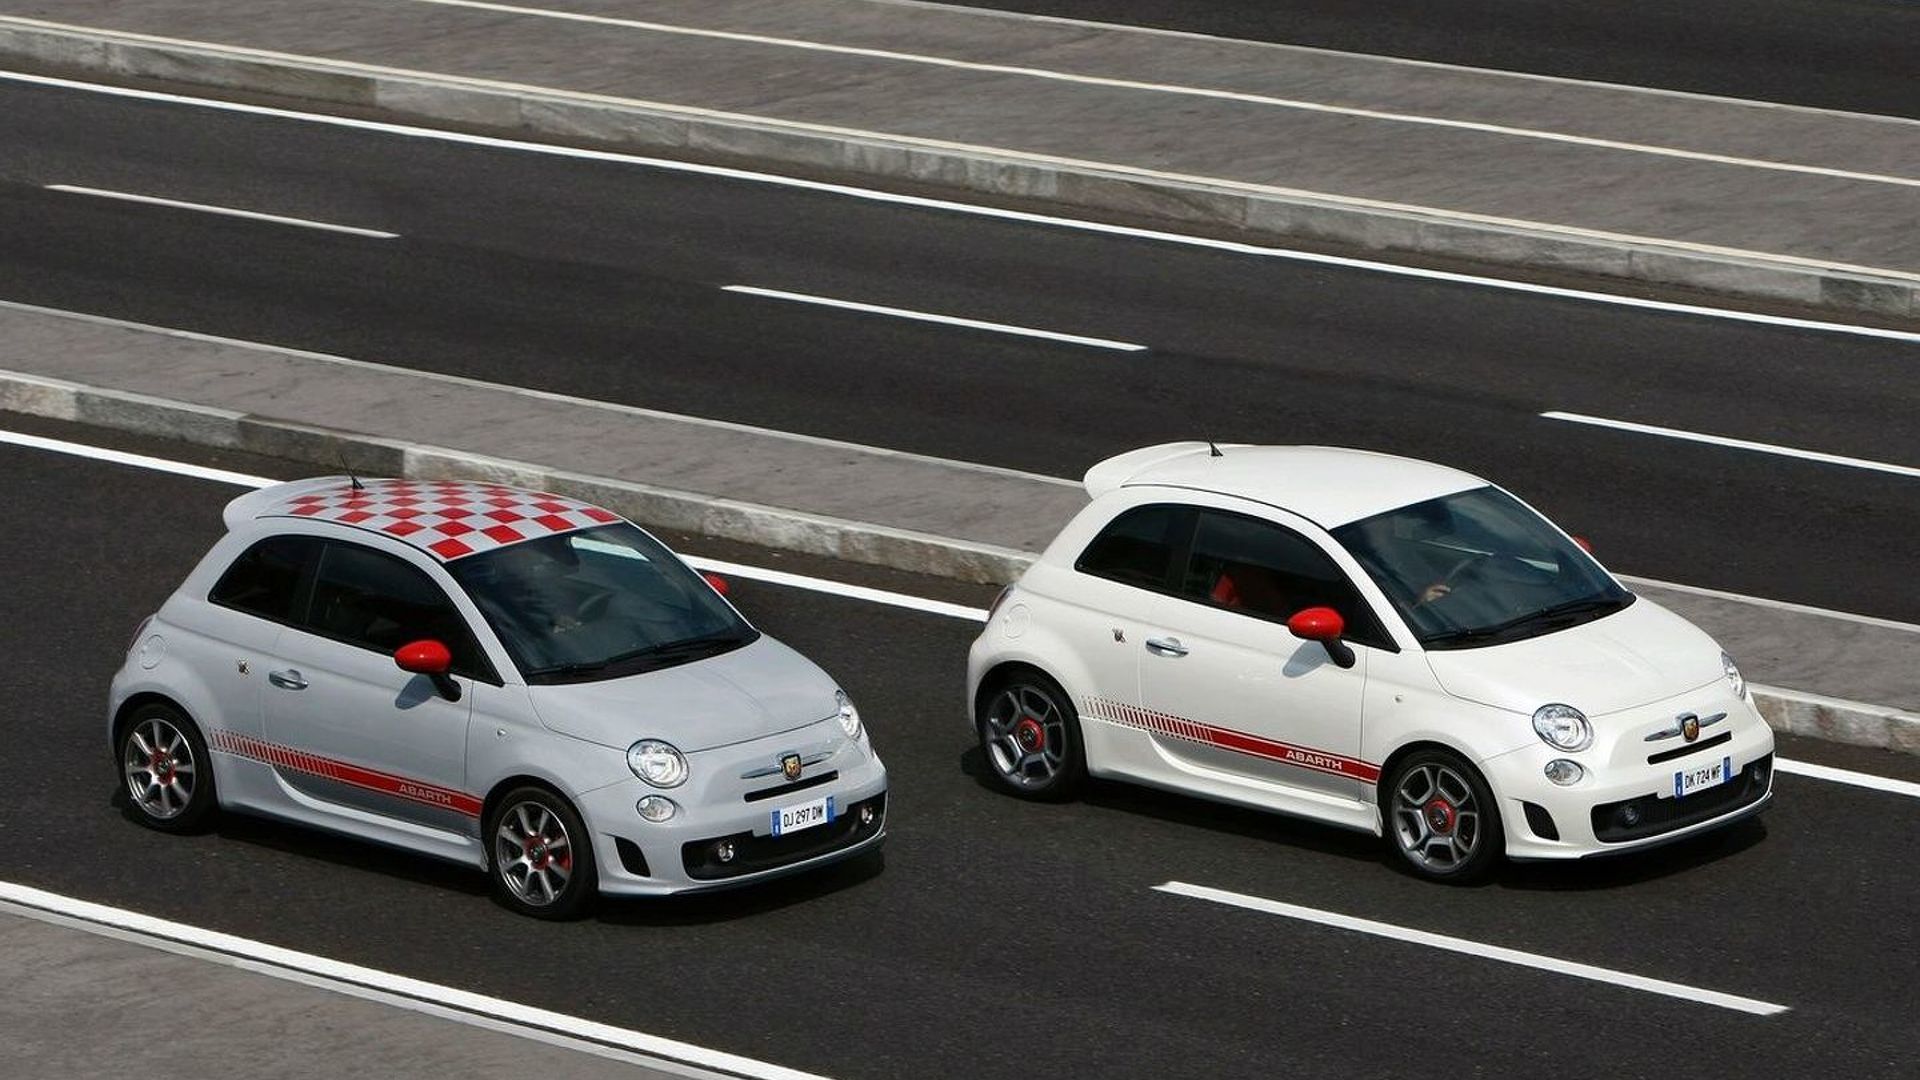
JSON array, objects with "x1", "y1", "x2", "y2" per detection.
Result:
[
  {"x1": 221, "y1": 476, "x2": 345, "y2": 530},
  {"x1": 1082, "y1": 442, "x2": 1220, "y2": 498}
]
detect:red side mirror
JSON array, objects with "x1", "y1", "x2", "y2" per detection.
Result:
[
  {"x1": 395, "y1": 639, "x2": 452, "y2": 676},
  {"x1": 1572, "y1": 535, "x2": 1594, "y2": 554},
  {"x1": 1287, "y1": 606, "x2": 1345, "y2": 643},
  {"x1": 701, "y1": 571, "x2": 731, "y2": 596}
]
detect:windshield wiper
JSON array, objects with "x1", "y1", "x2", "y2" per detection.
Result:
[
  {"x1": 634, "y1": 632, "x2": 753, "y2": 659},
  {"x1": 1423, "y1": 595, "x2": 1626, "y2": 647}
]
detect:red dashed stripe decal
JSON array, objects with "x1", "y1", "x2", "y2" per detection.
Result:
[
  {"x1": 210, "y1": 730, "x2": 483, "y2": 817},
  {"x1": 1086, "y1": 697, "x2": 1382, "y2": 783}
]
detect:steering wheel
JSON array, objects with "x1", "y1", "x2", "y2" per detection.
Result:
[{"x1": 1416, "y1": 552, "x2": 1492, "y2": 606}]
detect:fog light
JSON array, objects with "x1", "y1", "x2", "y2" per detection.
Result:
[
  {"x1": 715, "y1": 840, "x2": 736, "y2": 864},
  {"x1": 635, "y1": 795, "x2": 677, "y2": 823},
  {"x1": 1620, "y1": 804, "x2": 1642, "y2": 827},
  {"x1": 857, "y1": 803, "x2": 876, "y2": 826},
  {"x1": 1543, "y1": 759, "x2": 1585, "y2": 786}
]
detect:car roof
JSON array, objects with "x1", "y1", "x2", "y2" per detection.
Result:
[
  {"x1": 1083, "y1": 442, "x2": 1486, "y2": 527},
  {"x1": 226, "y1": 477, "x2": 622, "y2": 561}
]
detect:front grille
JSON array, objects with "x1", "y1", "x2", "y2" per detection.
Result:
[
  {"x1": 1646, "y1": 730, "x2": 1732, "y2": 765},
  {"x1": 743, "y1": 769, "x2": 839, "y2": 803},
  {"x1": 1591, "y1": 754, "x2": 1771, "y2": 843},
  {"x1": 682, "y1": 793, "x2": 886, "y2": 880}
]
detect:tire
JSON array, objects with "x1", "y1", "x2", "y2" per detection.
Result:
[
  {"x1": 117, "y1": 702, "x2": 218, "y2": 833},
  {"x1": 487, "y1": 786, "x2": 597, "y2": 920},
  {"x1": 976, "y1": 670, "x2": 1087, "y2": 801},
  {"x1": 1382, "y1": 748, "x2": 1503, "y2": 883}
]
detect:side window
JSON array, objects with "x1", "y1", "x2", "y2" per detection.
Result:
[
  {"x1": 209, "y1": 535, "x2": 321, "y2": 624},
  {"x1": 1075, "y1": 505, "x2": 1191, "y2": 591},
  {"x1": 1180, "y1": 511, "x2": 1393, "y2": 650},
  {"x1": 305, "y1": 542, "x2": 493, "y2": 680}
]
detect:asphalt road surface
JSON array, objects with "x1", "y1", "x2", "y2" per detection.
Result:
[
  {"x1": 2, "y1": 80, "x2": 1916, "y2": 625},
  {"x1": 959, "y1": 0, "x2": 1920, "y2": 118},
  {"x1": 2, "y1": 419, "x2": 1916, "y2": 1080}
]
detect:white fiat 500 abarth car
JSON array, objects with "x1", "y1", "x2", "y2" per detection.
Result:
[
  {"x1": 111, "y1": 477, "x2": 887, "y2": 917},
  {"x1": 966, "y1": 443, "x2": 1773, "y2": 881}
]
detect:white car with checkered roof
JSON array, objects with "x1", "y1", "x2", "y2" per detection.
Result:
[
  {"x1": 966, "y1": 443, "x2": 1774, "y2": 880},
  {"x1": 109, "y1": 476, "x2": 886, "y2": 917}
]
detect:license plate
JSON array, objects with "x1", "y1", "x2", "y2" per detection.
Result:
[
  {"x1": 1671, "y1": 756, "x2": 1733, "y2": 799},
  {"x1": 770, "y1": 795, "x2": 836, "y2": 836}
]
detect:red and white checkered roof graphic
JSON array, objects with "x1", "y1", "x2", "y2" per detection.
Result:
[{"x1": 261, "y1": 479, "x2": 621, "y2": 561}]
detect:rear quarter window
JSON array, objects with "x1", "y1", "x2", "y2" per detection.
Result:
[
  {"x1": 208, "y1": 535, "x2": 321, "y2": 624},
  {"x1": 1075, "y1": 504, "x2": 1191, "y2": 590}
]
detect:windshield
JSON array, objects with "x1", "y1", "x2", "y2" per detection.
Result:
[
  {"x1": 1331, "y1": 486, "x2": 1632, "y2": 650},
  {"x1": 446, "y1": 523, "x2": 756, "y2": 683}
]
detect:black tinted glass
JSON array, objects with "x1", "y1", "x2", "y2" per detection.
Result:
[
  {"x1": 1181, "y1": 511, "x2": 1389, "y2": 649},
  {"x1": 307, "y1": 543, "x2": 487, "y2": 675},
  {"x1": 1076, "y1": 505, "x2": 1188, "y2": 589},
  {"x1": 209, "y1": 535, "x2": 319, "y2": 623}
]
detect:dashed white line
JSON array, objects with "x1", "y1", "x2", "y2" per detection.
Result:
[
  {"x1": 1155, "y1": 881, "x2": 1790, "y2": 1015},
  {"x1": 46, "y1": 184, "x2": 398, "y2": 238},
  {"x1": 2, "y1": 68, "x2": 1916, "y2": 344},
  {"x1": 0, "y1": 880, "x2": 833, "y2": 1080},
  {"x1": 723, "y1": 286, "x2": 1147, "y2": 352},
  {"x1": 402, "y1": 0, "x2": 1919, "y2": 188},
  {"x1": 1542, "y1": 411, "x2": 1920, "y2": 478}
]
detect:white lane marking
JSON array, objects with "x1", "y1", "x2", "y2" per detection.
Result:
[
  {"x1": 1155, "y1": 881, "x2": 1789, "y2": 1015},
  {"x1": 1542, "y1": 411, "x2": 1920, "y2": 478},
  {"x1": 402, "y1": 0, "x2": 1919, "y2": 188},
  {"x1": 45, "y1": 184, "x2": 398, "y2": 238},
  {"x1": 863, "y1": 0, "x2": 1920, "y2": 124},
  {"x1": 1620, "y1": 575, "x2": 1920, "y2": 635},
  {"x1": 0, "y1": 300, "x2": 1080, "y2": 489},
  {"x1": 686, "y1": 555, "x2": 988, "y2": 622},
  {"x1": 722, "y1": 286, "x2": 1146, "y2": 351},
  {"x1": 3, "y1": 68, "x2": 1919, "y2": 344},
  {"x1": 8, "y1": 426, "x2": 1918, "y2": 794},
  {"x1": 1775, "y1": 759, "x2": 1920, "y2": 799},
  {"x1": 0, "y1": 428, "x2": 277, "y2": 486},
  {"x1": 0, "y1": 881, "x2": 833, "y2": 1080}
]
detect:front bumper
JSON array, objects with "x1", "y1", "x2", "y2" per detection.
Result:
[
  {"x1": 577, "y1": 734, "x2": 889, "y2": 897},
  {"x1": 1485, "y1": 690, "x2": 1775, "y2": 860}
]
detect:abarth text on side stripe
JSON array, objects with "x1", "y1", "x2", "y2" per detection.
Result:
[
  {"x1": 111, "y1": 477, "x2": 886, "y2": 918},
  {"x1": 965, "y1": 443, "x2": 1772, "y2": 882}
]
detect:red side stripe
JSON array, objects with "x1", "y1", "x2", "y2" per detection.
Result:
[
  {"x1": 1087, "y1": 697, "x2": 1381, "y2": 784},
  {"x1": 209, "y1": 730, "x2": 483, "y2": 817}
]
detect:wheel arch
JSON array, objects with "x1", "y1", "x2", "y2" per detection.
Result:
[
  {"x1": 1374, "y1": 738, "x2": 1488, "y2": 809},
  {"x1": 480, "y1": 773, "x2": 579, "y2": 830},
  {"x1": 972, "y1": 659, "x2": 1075, "y2": 720},
  {"x1": 112, "y1": 691, "x2": 195, "y2": 744}
]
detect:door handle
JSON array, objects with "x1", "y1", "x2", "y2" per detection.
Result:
[
  {"x1": 1144, "y1": 636, "x2": 1189, "y2": 658},
  {"x1": 267, "y1": 669, "x2": 308, "y2": 691}
]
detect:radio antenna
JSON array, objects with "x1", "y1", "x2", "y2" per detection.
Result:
[
  {"x1": 1207, "y1": 441, "x2": 1223, "y2": 458},
  {"x1": 337, "y1": 451, "x2": 365, "y2": 491}
]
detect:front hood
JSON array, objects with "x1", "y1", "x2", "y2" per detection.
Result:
[
  {"x1": 528, "y1": 635, "x2": 839, "y2": 752},
  {"x1": 1423, "y1": 597, "x2": 1724, "y2": 716}
]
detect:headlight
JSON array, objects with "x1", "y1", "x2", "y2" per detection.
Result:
[
  {"x1": 835, "y1": 689, "x2": 863, "y2": 740},
  {"x1": 627, "y1": 739, "x2": 687, "y2": 788},
  {"x1": 1721, "y1": 651, "x2": 1746, "y2": 699},
  {"x1": 1532, "y1": 704, "x2": 1592, "y2": 752}
]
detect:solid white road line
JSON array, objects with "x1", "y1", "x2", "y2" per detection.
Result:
[
  {"x1": 0, "y1": 880, "x2": 833, "y2": 1080},
  {"x1": 402, "y1": 0, "x2": 1920, "y2": 188},
  {"x1": 1620, "y1": 574, "x2": 1920, "y2": 635},
  {"x1": 0, "y1": 300, "x2": 1080, "y2": 489},
  {"x1": 0, "y1": 428, "x2": 278, "y2": 487},
  {"x1": 723, "y1": 286, "x2": 1147, "y2": 351},
  {"x1": 1155, "y1": 881, "x2": 1790, "y2": 1016},
  {"x1": 9, "y1": 427, "x2": 1919, "y2": 796},
  {"x1": 1542, "y1": 411, "x2": 1920, "y2": 478},
  {"x1": 1775, "y1": 758, "x2": 1920, "y2": 799},
  {"x1": 4, "y1": 68, "x2": 1918, "y2": 345},
  {"x1": 46, "y1": 184, "x2": 398, "y2": 238}
]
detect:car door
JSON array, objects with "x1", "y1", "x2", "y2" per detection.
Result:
[
  {"x1": 262, "y1": 538, "x2": 488, "y2": 832},
  {"x1": 1137, "y1": 507, "x2": 1389, "y2": 801}
]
